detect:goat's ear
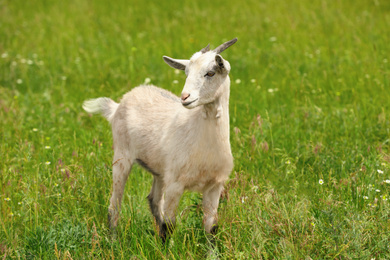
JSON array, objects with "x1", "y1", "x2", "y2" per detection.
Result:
[
  {"x1": 163, "y1": 56, "x2": 189, "y2": 70},
  {"x1": 215, "y1": 55, "x2": 225, "y2": 69},
  {"x1": 215, "y1": 54, "x2": 231, "y2": 73}
]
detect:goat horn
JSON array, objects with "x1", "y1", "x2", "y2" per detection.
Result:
[
  {"x1": 214, "y1": 38, "x2": 238, "y2": 54},
  {"x1": 200, "y1": 44, "x2": 210, "y2": 53}
]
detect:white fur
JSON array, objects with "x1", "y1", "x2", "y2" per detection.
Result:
[
  {"x1": 83, "y1": 97, "x2": 118, "y2": 122},
  {"x1": 83, "y1": 39, "x2": 236, "y2": 241}
]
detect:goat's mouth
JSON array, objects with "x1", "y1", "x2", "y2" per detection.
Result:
[{"x1": 182, "y1": 98, "x2": 198, "y2": 107}]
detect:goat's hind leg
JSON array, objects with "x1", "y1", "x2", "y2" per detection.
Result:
[{"x1": 108, "y1": 154, "x2": 132, "y2": 233}]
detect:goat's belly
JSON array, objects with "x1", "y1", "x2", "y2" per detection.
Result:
[{"x1": 178, "y1": 163, "x2": 233, "y2": 193}]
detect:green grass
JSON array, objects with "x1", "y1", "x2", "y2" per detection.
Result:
[{"x1": 1, "y1": 0, "x2": 390, "y2": 258}]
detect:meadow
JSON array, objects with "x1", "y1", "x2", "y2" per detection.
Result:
[{"x1": 1, "y1": 0, "x2": 390, "y2": 258}]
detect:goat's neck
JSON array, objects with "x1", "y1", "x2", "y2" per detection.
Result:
[
  {"x1": 183, "y1": 79, "x2": 231, "y2": 151},
  {"x1": 200, "y1": 80, "x2": 231, "y2": 144},
  {"x1": 202, "y1": 79, "x2": 230, "y2": 122},
  {"x1": 202, "y1": 98, "x2": 228, "y2": 121}
]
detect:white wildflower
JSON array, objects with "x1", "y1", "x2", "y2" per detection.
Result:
[
  {"x1": 252, "y1": 185, "x2": 259, "y2": 193},
  {"x1": 144, "y1": 77, "x2": 151, "y2": 84},
  {"x1": 269, "y1": 36, "x2": 277, "y2": 42}
]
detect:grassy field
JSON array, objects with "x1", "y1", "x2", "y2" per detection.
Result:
[{"x1": 1, "y1": 0, "x2": 390, "y2": 258}]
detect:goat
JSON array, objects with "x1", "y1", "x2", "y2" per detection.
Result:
[{"x1": 82, "y1": 38, "x2": 237, "y2": 243}]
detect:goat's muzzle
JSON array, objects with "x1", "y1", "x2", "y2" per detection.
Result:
[
  {"x1": 181, "y1": 92, "x2": 190, "y2": 102},
  {"x1": 181, "y1": 92, "x2": 198, "y2": 107}
]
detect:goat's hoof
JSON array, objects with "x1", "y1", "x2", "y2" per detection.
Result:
[
  {"x1": 206, "y1": 247, "x2": 220, "y2": 260},
  {"x1": 160, "y1": 221, "x2": 176, "y2": 245}
]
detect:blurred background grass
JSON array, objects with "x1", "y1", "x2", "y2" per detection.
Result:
[{"x1": 1, "y1": 0, "x2": 390, "y2": 258}]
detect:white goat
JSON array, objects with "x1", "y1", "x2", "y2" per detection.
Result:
[{"x1": 83, "y1": 38, "x2": 237, "y2": 243}]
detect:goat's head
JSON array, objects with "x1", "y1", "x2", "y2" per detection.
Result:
[{"x1": 163, "y1": 38, "x2": 237, "y2": 109}]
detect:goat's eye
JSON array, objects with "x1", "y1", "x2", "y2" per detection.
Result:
[{"x1": 205, "y1": 71, "x2": 215, "y2": 77}]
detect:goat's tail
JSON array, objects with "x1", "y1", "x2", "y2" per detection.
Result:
[{"x1": 82, "y1": 97, "x2": 119, "y2": 122}]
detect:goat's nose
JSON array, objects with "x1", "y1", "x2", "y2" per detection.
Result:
[{"x1": 181, "y1": 92, "x2": 190, "y2": 102}]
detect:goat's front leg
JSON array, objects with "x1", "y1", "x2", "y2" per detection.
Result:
[
  {"x1": 160, "y1": 182, "x2": 184, "y2": 243},
  {"x1": 203, "y1": 184, "x2": 224, "y2": 246},
  {"x1": 148, "y1": 176, "x2": 164, "y2": 226}
]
